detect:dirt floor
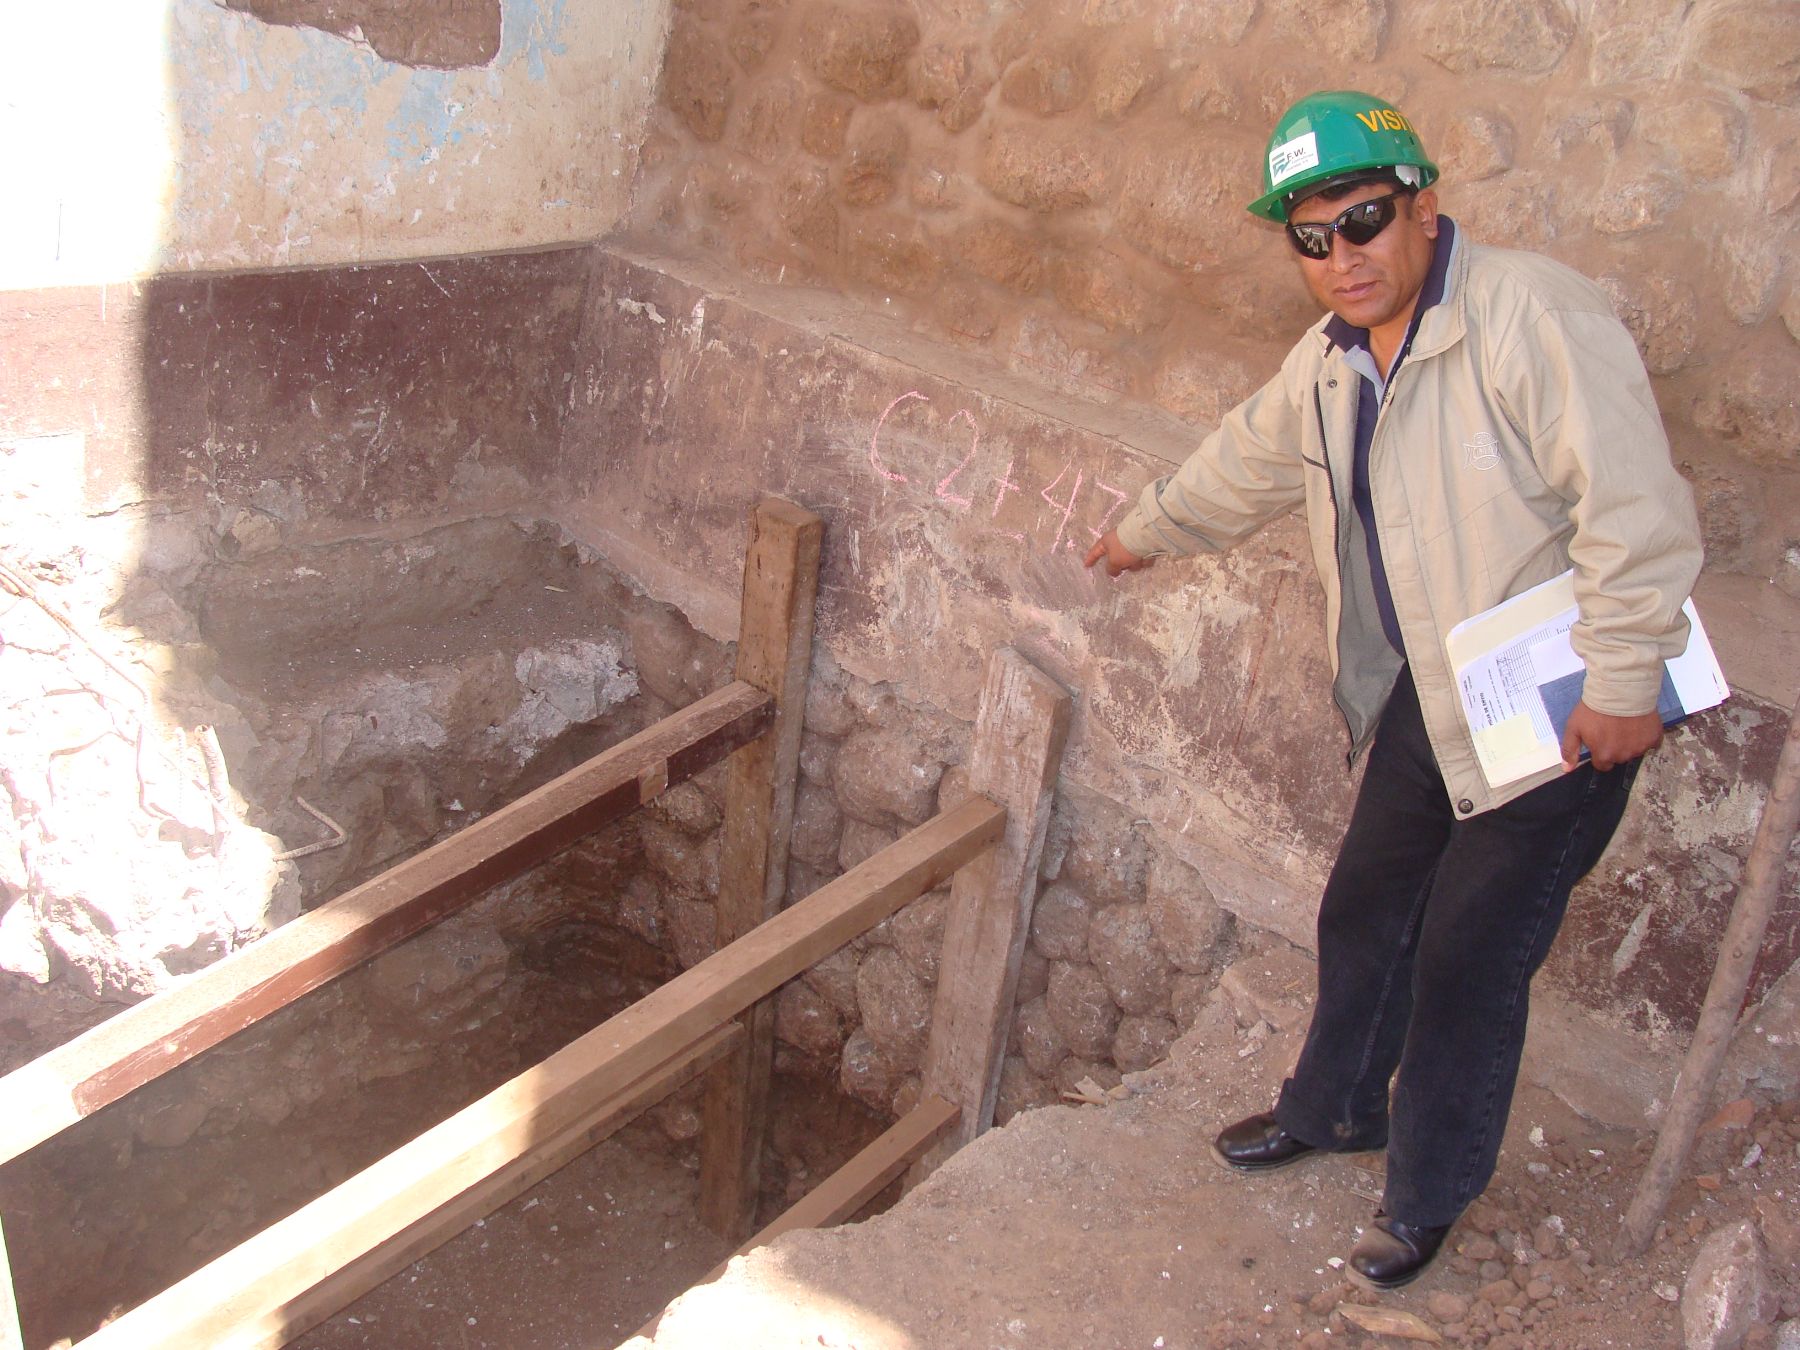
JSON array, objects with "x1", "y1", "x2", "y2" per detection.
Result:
[{"x1": 625, "y1": 964, "x2": 1799, "y2": 1350}]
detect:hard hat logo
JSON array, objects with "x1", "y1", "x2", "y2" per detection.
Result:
[
  {"x1": 1268, "y1": 133, "x2": 1320, "y2": 187},
  {"x1": 1247, "y1": 90, "x2": 1439, "y2": 224}
]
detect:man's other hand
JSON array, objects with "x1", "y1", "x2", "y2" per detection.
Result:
[
  {"x1": 1084, "y1": 531, "x2": 1151, "y2": 577},
  {"x1": 1559, "y1": 701, "x2": 1664, "y2": 772}
]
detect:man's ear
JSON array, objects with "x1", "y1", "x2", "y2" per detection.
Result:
[{"x1": 1415, "y1": 188, "x2": 1441, "y2": 239}]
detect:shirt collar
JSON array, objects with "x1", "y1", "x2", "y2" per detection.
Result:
[{"x1": 1323, "y1": 215, "x2": 1458, "y2": 355}]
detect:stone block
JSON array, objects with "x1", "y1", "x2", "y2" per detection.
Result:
[
  {"x1": 854, "y1": 945, "x2": 931, "y2": 1070},
  {"x1": 842, "y1": 112, "x2": 908, "y2": 207},
  {"x1": 663, "y1": 19, "x2": 736, "y2": 142},
  {"x1": 804, "y1": 2, "x2": 920, "y2": 101},
  {"x1": 910, "y1": 164, "x2": 960, "y2": 210},
  {"x1": 833, "y1": 726, "x2": 945, "y2": 824},
  {"x1": 839, "y1": 1025, "x2": 903, "y2": 1111},
  {"x1": 1682, "y1": 1220, "x2": 1770, "y2": 1350},
  {"x1": 735, "y1": 76, "x2": 801, "y2": 166},
  {"x1": 839, "y1": 816, "x2": 898, "y2": 872},
  {"x1": 1046, "y1": 958, "x2": 1120, "y2": 1059},
  {"x1": 641, "y1": 814, "x2": 722, "y2": 897},
  {"x1": 1593, "y1": 166, "x2": 1685, "y2": 236},
  {"x1": 1439, "y1": 109, "x2": 1516, "y2": 183},
  {"x1": 1085, "y1": 42, "x2": 1154, "y2": 120},
  {"x1": 1417, "y1": 0, "x2": 1575, "y2": 74},
  {"x1": 1048, "y1": 253, "x2": 1169, "y2": 334},
  {"x1": 623, "y1": 602, "x2": 700, "y2": 707},
  {"x1": 1045, "y1": 793, "x2": 1148, "y2": 908},
  {"x1": 954, "y1": 219, "x2": 1044, "y2": 294},
  {"x1": 1639, "y1": 95, "x2": 1746, "y2": 182},
  {"x1": 1115, "y1": 139, "x2": 1243, "y2": 271},
  {"x1": 1693, "y1": 344, "x2": 1800, "y2": 466},
  {"x1": 1149, "y1": 344, "x2": 1262, "y2": 428},
  {"x1": 1217, "y1": 943, "x2": 1316, "y2": 1033},
  {"x1": 799, "y1": 91, "x2": 853, "y2": 157},
  {"x1": 776, "y1": 977, "x2": 846, "y2": 1059},
  {"x1": 799, "y1": 729, "x2": 838, "y2": 783},
  {"x1": 651, "y1": 780, "x2": 721, "y2": 836},
  {"x1": 1113, "y1": 1013, "x2": 1177, "y2": 1072},
  {"x1": 1175, "y1": 67, "x2": 1239, "y2": 120},
  {"x1": 1088, "y1": 903, "x2": 1175, "y2": 1014},
  {"x1": 845, "y1": 216, "x2": 942, "y2": 296},
  {"x1": 805, "y1": 944, "x2": 861, "y2": 1018},
  {"x1": 1151, "y1": 0, "x2": 1255, "y2": 51},
  {"x1": 994, "y1": 1054, "x2": 1057, "y2": 1124},
  {"x1": 979, "y1": 123, "x2": 1114, "y2": 213},
  {"x1": 1587, "y1": 0, "x2": 1687, "y2": 82},
  {"x1": 617, "y1": 873, "x2": 664, "y2": 948},
  {"x1": 1689, "y1": 0, "x2": 1800, "y2": 103},
  {"x1": 1017, "y1": 945, "x2": 1050, "y2": 1004},
  {"x1": 1717, "y1": 225, "x2": 1784, "y2": 326},
  {"x1": 780, "y1": 165, "x2": 841, "y2": 254},
  {"x1": 1030, "y1": 882, "x2": 1093, "y2": 960},
  {"x1": 1597, "y1": 271, "x2": 1699, "y2": 375},
  {"x1": 1014, "y1": 993, "x2": 1070, "y2": 1077},
  {"x1": 890, "y1": 890, "x2": 947, "y2": 983},
  {"x1": 999, "y1": 40, "x2": 1089, "y2": 116},
  {"x1": 1268, "y1": 0, "x2": 1389, "y2": 62},
  {"x1": 728, "y1": 9, "x2": 781, "y2": 71},
  {"x1": 790, "y1": 777, "x2": 843, "y2": 869},
  {"x1": 1146, "y1": 852, "x2": 1231, "y2": 973},
  {"x1": 1449, "y1": 173, "x2": 1561, "y2": 251},
  {"x1": 667, "y1": 894, "x2": 717, "y2": 969}
]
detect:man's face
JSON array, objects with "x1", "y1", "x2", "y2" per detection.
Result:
[{"x1": 1289, "y1": 185, "x2": 1440, "y2": 337}]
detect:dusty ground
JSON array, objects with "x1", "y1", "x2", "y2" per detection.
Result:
[{"x1": 626, "y1": 958, "x2": 1799, "y2": 1350}]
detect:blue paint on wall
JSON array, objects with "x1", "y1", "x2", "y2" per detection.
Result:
[{"x1": 500, "y1": 0, "x2": 570, "y2": 83}]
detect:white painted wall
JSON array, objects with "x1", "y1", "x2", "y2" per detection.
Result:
[{"x1": 0, "y1": 0, "x2": 673, "y2": 289}]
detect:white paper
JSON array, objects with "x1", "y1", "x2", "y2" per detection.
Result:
[{"x1": 1445, "y1": 570, "x2": 1730, "y2": 789}]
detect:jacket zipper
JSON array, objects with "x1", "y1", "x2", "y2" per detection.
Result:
[{"x1": 1312, "y1": 382, "x2": 1361, "y2": 761}]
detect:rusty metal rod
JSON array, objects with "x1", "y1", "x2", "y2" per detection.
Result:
[{"x1": 1616, "y1": 699, "x2": 1800, "y2": 1259}]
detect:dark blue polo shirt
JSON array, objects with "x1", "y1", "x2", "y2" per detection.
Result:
[{"x1": 1323, "y1": 217, "x2": 1458, "y2": 655}]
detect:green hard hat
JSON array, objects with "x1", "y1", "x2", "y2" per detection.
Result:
[{"x1": 1247, "y1": 90, "x2": 1439, "y2": 223}]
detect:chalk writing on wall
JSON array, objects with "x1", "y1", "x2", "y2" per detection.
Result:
[{"x1": 869, "y1": 390, "x2": 1132, "y2": 556}]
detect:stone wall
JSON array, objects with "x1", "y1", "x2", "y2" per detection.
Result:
[{"x1": 632, "y1": 0, "x2": 1800, "y2": 590}]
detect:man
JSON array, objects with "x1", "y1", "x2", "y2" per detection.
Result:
[{"x1": 1084, "y1": 91, "x2": 1702, "y2": 1290}]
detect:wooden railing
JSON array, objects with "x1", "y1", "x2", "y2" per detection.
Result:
[{"x1": 0, "y1": 499, "x2": 1072, "y2": 1350}]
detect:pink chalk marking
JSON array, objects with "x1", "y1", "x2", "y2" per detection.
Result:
[
  {"x1": 1091, "y1": 480, "x2": 1130, "y2": 537},
  {"x1": 1040, "y1": 464, "x2": 1085, "y2": 556},
  {"x1": 991, "y1": 455, "x2": 1022, "y2": 518},
  {"x1": 869, "y1": 390, "x2": 928, "y2": 484},
  {"x1": 935, "y1": 409, "x2": 980, "y2": 509}
]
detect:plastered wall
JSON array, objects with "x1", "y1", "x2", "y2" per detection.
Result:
[{"x1": 0, "y1": 0, "x2": 674, "y2": 287}]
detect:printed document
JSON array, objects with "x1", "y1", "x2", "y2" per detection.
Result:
[{"x1": 1445, "y1": 570, "x2": 1729, "y2": 789}]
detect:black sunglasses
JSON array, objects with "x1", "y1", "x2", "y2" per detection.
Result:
[{"x1": 1285, "y1": 192, "x2": 1409, "y2": 260}]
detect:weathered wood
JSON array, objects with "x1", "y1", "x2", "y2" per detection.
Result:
[
  {"x1": 916, "y1": 649, "x2": 1072, "y2": 1175},
  {"x1": 0, "y1": 1214, "x2": 20, "y2": 1350},
  {"x1": 702, "y1": 499, "x2": 823, "y2": 1238},
  {"x1": 639, "y1": 1093, "x2": 961, "y2": 1340},
  {"x1": 1617, "y1": 700, "x2": 1800, "y2": 1259},
  {"x1": 0, "y1": 680, "x2": 773, "y2": 1169},
  {"x1": 75, "y1": 796, "x2": 1003, "y2": 1350},
  {"x1": 274, "y1": 1022, "x2": 744, "y2": 1348}
]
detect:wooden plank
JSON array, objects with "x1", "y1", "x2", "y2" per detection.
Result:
[
  {"x1": 916, "y1": 649, "x2": 1072, "y2": 1174},
  {"x1": 702, "y1": 498, "x2": 823, "y2": 1238},
  {"x1": 275, "y1": 1022, "x2": 744, "y2": 1349},
  {"x1": 637, "y1": 1094, "x2": 960, "y2": 1341},
  {"x1": 0, "y1": 1214, "x2": 20, "y2": 1350},
  {"x1": 0, "y1": 680, "x2": 773, "y2": 1169},
  {"x1": 75, "y1": 796, "x2": 1003, "y2": 1350}
]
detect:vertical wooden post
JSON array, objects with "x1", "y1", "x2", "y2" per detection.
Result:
[
  {"x1": 1, "y1": 1213, "x2": 22, "y2": 1350},
  {"x1": 914, "y1": 648, "x2": 1072, "y2": 1177},
  {"x1": 698, "y1": 498, "x2": 823, "y2": 1238}
]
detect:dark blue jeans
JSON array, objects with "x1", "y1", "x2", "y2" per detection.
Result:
[{"x1": 1273, "y1": 668, "x2": 1638, "y2": 1227}]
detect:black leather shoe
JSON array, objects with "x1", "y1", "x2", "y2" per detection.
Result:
[
  {"x1": 1348, "y1": 1210, "x2": 1453, "y2": 1290},
  {"x1": 1213, "y1": 1111, "x2": 1319, "y2": 1171}
]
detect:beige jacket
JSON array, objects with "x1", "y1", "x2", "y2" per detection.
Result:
[{"x1": 1116, "y1": 229, "x2": 1703, "y2": 816}]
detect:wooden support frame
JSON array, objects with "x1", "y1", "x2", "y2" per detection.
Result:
[
  {"x1": 0, "y1": 1215, "x2": 20, "y2": 1350},
  {"x1": 701, "y1": 499, "x2": 823, "y2": 1238},
  {"x1": 75, "y1": 796, "x2": 1003, "y2": 1350},
  {"x1": 0, "y1": 680, "x2": 773, "y2": 1169},
  {"x1": 917, "y1": 648, "x2": 1072, "y2": 1170}
]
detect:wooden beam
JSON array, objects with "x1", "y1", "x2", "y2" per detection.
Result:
[
  {"x1": 0, "y1": 680, "x2": 773, "y2": 1168},
  {"x1": 702, "y1": 498, "x2": 823, "y2": 1239},
  {"x1": 274, "y1": 1022, "x2": 744, "y2": 1348},
  {"x1": 0, "y1": 1214, "x2": 21, "y2": 1350},
  {"x1": 917, "y1": 649, "x2": 1072, "y2": 1174},
  {"x1": 75, "y1": 796, "x2": 1003, "y2": 1350},
  {"x1": 638, "y1": 1094, "x2": 960, "y2": 1341}
]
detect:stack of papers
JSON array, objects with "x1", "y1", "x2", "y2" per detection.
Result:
[{"x1": 1446, "y1": 569, "x2": 1729, "y2": 789}]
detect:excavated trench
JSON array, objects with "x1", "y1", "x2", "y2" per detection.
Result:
[{"x1": 0, "y1": 514, "x2": 897, "y2": 1348}]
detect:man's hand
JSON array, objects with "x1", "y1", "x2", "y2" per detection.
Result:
[
  {"x1": 1559, "y1": 701, "x2": 1664, "y2": 772},
  {"x1": 1084, "y1": 531, "x2": 1151, "y2": 578}
]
